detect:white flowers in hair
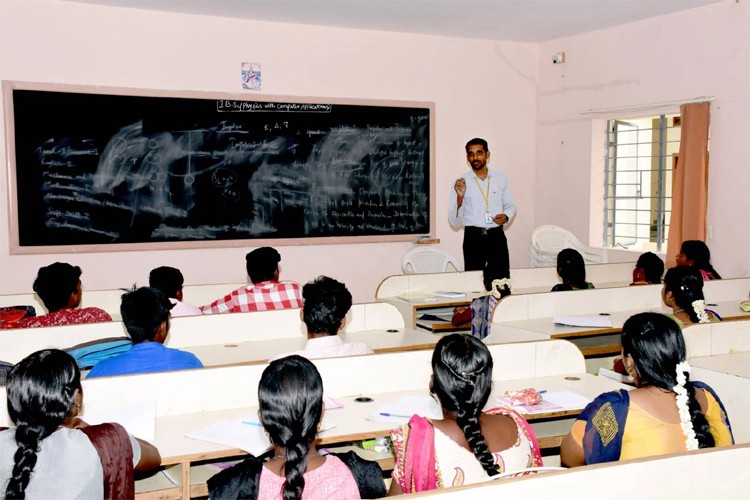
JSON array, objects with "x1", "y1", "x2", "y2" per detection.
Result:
[
  {"x1": 490, "y1": 278, "x2": 512, "y2": 299},
  {"x1": 692, "y1": 300, "x2": 710, "y2": 323},
  {"x1": 673, "y1": 361, "x2": 699, "y2": 451}
]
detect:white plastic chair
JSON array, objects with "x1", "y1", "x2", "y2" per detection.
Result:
[
  {"x1": 401, "y1": 246, "x2": 462, "y2": 274},
  {"x1": 529, "y1": 225, "x2": 607, "y2": 268}
]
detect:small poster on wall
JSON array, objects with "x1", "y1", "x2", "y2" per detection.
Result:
[{"x1": 241, "y1": 62, "x2": 262, "y2": 90}]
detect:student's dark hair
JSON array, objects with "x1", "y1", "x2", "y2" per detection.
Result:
[
  {"x1": 636, "y1": 252, "x2": 664, "y2": 284},
  {"x1": 245, "y1": 247, "x2": 281, "y2": 283},
  {"x1": 621, "y1": 312, "x2": 714, "y2": 448},
  {"x1": 148, "y1": 266, "x2": 184, "y2": 299},
  {"x1": 302, "y1": 276, "x2": 352, "y2": 335},
  {"x1": 681, "y1": 240, "x2": 721, "y2": 279},
  {"x1": 120, "y1": 287, "x2": 172, "y2": 343},
  {"x1": 556, "y1": 248, "x2": 588, "y2": 290},
  {"x1": 465, "y1": 137, "x2": 489, "y2": 153},
  {"x1": 32, "y1": 262, "x2": 81, "y2": 313},
  {"x1": 5, "y1": 349, "x2": 81, "y2": 499},
  {"x1": 431, "y1": 334, "x2": 497, "y2": 476},
  {"x1": 258, "y1": 356, "x2": 323, "y2": 500},
  {"x1": 664, "y1": 266, "x2": 705, "y2": 323}
]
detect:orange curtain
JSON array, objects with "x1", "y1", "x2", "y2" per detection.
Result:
[{"x1": 665, "y1": 102, "x2": 711, "y2": 267}]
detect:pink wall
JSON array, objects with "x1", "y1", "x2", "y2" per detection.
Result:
[
  {"x1": 536, "y1": 0, "x2": 750, "y2": 278},
  {"x1": 0, "y1": 0, "x2": 539, "y2": 301}
]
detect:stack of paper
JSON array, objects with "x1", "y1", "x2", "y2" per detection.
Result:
[{"x1": 81, "y1": 400, "x2": 157, "y2": 443}]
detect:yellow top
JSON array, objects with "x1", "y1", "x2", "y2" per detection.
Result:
[{"x1": 572, "y1": 388, "x2": 733, "y2": 460}]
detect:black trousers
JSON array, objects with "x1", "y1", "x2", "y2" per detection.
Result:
[{"x1": 463, "y1": 226, "x2": 510, "y2": 284}]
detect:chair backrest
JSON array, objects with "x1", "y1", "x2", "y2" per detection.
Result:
[
  {"x1": 401, "y1": 246, "x2": 462, "y2": 274},
  {"x1": 530, "y1": 225, "x2": 606, "y2": 267}
]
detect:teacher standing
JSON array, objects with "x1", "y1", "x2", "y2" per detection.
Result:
[{"x1": 448, "y1": 138, "x2": 516, "y2": 286}]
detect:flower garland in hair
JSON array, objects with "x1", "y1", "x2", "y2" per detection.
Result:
[
  {"x1": 673, "y1": 361, "x2": 699, "y2": 451},
  {"x1": 490, "y1": 278, "x2": 512, "y2": 299},
  {"x1": 692, "y1": 300, "x2": 710, "y2": 323}
]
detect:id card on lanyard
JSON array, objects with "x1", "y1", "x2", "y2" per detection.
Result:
[{"x1": 474, "y1": 176, "x2": 492, "y2": 224}]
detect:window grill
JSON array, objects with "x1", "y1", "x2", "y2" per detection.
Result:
[{"x1": 603, "y1": 115, "x2": 680, "y2": 251}]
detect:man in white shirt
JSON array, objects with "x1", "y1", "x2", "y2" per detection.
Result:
[
  {"x1": 148, "y1": 266, "x2": 201, "y2": 317},
  {"x1": 274, "y1": 276, "x2": 373, "y2": 360},
  {"x1": 448, "y1": 138, "x2": 516, "y2": 289}
]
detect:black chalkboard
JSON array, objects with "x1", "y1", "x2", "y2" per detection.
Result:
[{"x1": 5, "y1": 83, "x2": 433, "y2": 252}]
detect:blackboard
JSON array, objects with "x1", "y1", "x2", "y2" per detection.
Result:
[{"x1": 4, "y1": 82, "x2": 434, "y2": 253}]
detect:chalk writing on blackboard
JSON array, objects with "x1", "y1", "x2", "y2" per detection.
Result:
[{"x1": 9, "y1": 86, "x2": 432, "y2": 249}]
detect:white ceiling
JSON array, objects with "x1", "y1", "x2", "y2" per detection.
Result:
[{"x1": 66, "y1": 0, "x2": 724, "y2": 43}]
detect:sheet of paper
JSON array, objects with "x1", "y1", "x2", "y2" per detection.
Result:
[
  {"x1": 81, "y1": 400, "x2": 157, "y2": 442},
  {"x1": 553, "y1": 315, "x2": 612, "y2": 328},
  {"x1": 598, "y1": 367, "x2": 629, "y2": 384},
  {"x1": 432, "y1": 291, "x2": 466, "y2": 298},
  {"x1": 186, "y1": 417, "x2": 336, "y2": 455},
  {"x1": 324, "y1": 396, "x2": 344, "y2": 410},
  {"x1": 368, "y1": 395, "x2": 442, "y2": 424},
  {"x1": 186, "y1": 420, "x2": 271, "y2": 455}
]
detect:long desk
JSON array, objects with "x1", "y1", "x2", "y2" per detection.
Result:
[
  {"x1": 183, "y1": 328, "x2": 445, "y2": 367},
  {"x1": 376, "y1": 262, "x2": 636, "y2": 330},
  {"x1": 417, "y1": 444, "x2": 750, "y2": 498},
  {"x1": 0, "y1": 302, "x2": 405, "y2": 364}
]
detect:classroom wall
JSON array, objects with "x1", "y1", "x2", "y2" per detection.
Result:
[
  {"x1": 0, "y1": 0, "x2": 539, "y2": 301},
  {"x1": 536, "y1": 0, "x2": 750, "y2": 278}
]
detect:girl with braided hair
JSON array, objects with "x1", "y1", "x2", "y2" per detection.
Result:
[
  {"x1": 388, "y1": 334, "x2": 542, "y2": 494},
  {"x1": 208, "y1": 355, "x2": 385, "y2": 499},
  {"x1": 0, "y1": 349, "x2": 160, "y2": 499},
  {"x1": 662, "y1": 266, "x2": 720, "y2": 325},
  {"x1": 561, "y1": 312, "x2": 733, "y2": 466}
]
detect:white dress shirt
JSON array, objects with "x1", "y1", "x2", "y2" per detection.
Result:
[{"x1": 448, "y1": 169, "x2": 516, "y2": 229}]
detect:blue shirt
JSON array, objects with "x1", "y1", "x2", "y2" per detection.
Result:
[
  {"x1": 448, "y1": 169, "x2": 516, "y2": 229},
  {"x1": 87, "y1": 342, "x2": 203, "y2": 378}
]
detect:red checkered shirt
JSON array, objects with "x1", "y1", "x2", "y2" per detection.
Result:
[{"x1": 200, "y1": 280, "x2": 303, "y2": 314}]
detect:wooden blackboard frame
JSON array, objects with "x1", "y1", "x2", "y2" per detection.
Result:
[{"x1": 3, "y1": 81, "x2": 436, "y2": 254}]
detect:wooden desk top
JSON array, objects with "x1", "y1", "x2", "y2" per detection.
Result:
[
  {"x1": 154, "y1": 373, "x2": 627, "y2": 465},
  {"x1": 183, "y1": 328, "x2": 445, "y2": 368},
  {"x1": 690, "y1": 352, "x2": 750, "y2": 378}
]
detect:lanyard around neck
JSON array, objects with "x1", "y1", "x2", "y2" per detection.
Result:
[{"x1": 473, "y1": 176, "x2": 490, "y2": 208}]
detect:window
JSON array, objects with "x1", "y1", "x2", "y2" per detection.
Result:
[{"x1": 603, "y1": 114, "x2": 680, "y2": 252}]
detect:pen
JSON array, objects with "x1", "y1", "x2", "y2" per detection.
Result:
[
  {"x1": 539, "y1": 390, "x2": 547, "y2": 394},
  {"x1": 379, "y1": 412, "x2": 412, "y2": 418},
  {"x1": 241, "y1": 421, "x2": 263, "y2": 427}
]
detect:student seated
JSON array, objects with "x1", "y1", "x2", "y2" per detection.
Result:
[
  {"x1": 550, "y1": 248, "x2": 594, "y2": 291},
  {"x1": 630, "y1": 251, "x2": 664, "y2": 285},
  {"x1": 201, "y1": 247, "x2": 303, "y2": 314},
  {"x1": 274, "y1": 276, "x2": 373, "y2": 360},
  {"x1": 0, "y1": 350, "x2": 160, "y2": 498},
  {"x1": 87, "y1": 287, "x2": 203, "y2": 378},
  {"x1": 15, "y1": 262, "x2": 112, "y2": 328},
  {"x1": 662, "y1": 266, "x2": 720, "y2": 325},
  {"x1": 388, "y1": 334, "x2": 542, "y2": 494},
  {"x1": 208, "y1": 356, "x2": 385, "y2": 499},
  {"x1": 676, "y1": 240, "x2": 722, "y2": 280},
  {"x1": 149, "y1": 266, "x2": 201, "y2": 317},
  {"x1": 561, "y1": 312, "x2": 733, "y2": 466}
]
